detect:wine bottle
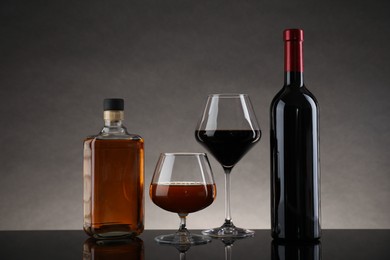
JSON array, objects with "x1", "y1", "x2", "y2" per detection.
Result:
[
  {"x1": 270, "y1": 29, "x2": 321, "y2": 240},
  {"x1": 83, "y1": 98, "x2": 144, "y2": 238}
]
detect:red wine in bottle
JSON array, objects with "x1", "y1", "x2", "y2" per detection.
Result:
[{"x1": 270, "y1": 29, "x2": 321, "y2": 240}]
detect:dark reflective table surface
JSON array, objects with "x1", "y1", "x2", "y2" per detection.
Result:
[{"x1": 0, "y1": 230, "x2": 388, "y2": 259}]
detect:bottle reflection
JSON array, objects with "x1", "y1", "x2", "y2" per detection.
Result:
[
  {"x1": 83, "y1": 237, "x2": 144, "y2": 260},
  {"x1": 271, "y1": 240, "x2": 321, "y2": 260}
]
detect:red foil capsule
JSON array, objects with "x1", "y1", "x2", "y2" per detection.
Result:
[{"x1": 284, "y1": 29, "x2": 304, "y2": 72}]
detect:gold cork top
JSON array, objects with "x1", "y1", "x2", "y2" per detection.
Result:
[{"x1": 104, "y1": 111, "x2": 124, "y2": 121}]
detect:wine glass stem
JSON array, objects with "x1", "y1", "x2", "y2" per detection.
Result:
[
  {"x1": 224, "y1": 168, "x2": 232, "y2": 224},
  {"x1": 225, "y1": 244, "x2": 232, "y2": 260},
  {"x1": 179, "y1": 252, "x2": 186, "y2": 260}
]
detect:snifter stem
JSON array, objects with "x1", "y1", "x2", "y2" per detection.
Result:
[{"x1": 179, "y1": 214, "x2": 187, "y2": 231}]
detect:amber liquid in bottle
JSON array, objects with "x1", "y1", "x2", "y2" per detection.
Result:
[{"x1": 83, "y1": 99, "x2": 144, "y2": 238}]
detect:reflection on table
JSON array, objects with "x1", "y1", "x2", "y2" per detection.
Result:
[
  {"x1": 83, "y1": 237, "x2": 144, "y2": 260},
  {"x1": 271, "y1": 239, "x2": 321, "y2": 260},
  {"x1": 0, "y1": 230, "x2": 388, "y2": 259}
]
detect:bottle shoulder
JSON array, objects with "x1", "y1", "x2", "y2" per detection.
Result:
[
  {"x1": 84, "y1": 132, "x2": 143, "y2": 143},
  {"x1": 93, "y1": 124, "x2": 143, "y2": 141},
  {"x1": 95, "y1": 133, "x2": 143, "y2": 141},
  {"x1": 84, "y1": 135, "x2": 144, "y2": 150},
  {"x1": 271, "y1": 85, "x2": 318, "y2": 110}
]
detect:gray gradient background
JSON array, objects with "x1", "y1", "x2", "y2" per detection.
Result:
[{"x1": 0, "y1": 0, "x2": 389, "y2": 230}]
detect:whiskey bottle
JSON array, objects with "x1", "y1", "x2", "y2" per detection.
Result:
[{"x1": 83, "y1": 98, "x2": 144, "y2": 238}]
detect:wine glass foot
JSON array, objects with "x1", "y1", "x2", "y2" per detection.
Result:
[
  {"x1": 155, "y1": 233, "x2": 212, "y2": 246},
  {"x1": 202, "y1": 221, "x2": 255, "y2": 238}
]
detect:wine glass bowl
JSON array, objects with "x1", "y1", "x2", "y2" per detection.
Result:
[
  {"x1": 195, "y1": 94, "x2": 261, "y2": 238},
  {"x1": 149, "y1": 153, "x2": 216, "y2": 245}
]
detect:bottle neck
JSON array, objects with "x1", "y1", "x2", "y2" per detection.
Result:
[
  {"x1": 100, "y1": 110, "x2": 127, "y2": 136},
  {"x1": 104, "y1": 120, "x2": 123, "y2": 128},
  {"x1": 284, "y1": 39, "x2": 304, "y2": 87},
  {"x1": 284, "y1": 71, "x2": 304, "y2": 87}
]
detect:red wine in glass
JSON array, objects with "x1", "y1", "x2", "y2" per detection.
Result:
[{"x1": 195, "y1": 130, "x2": 261, "y2": 168}]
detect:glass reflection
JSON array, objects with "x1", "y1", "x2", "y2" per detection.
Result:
[
  {"x1": 158, "y1": 242, "x2": 206, "y2": 260},
  {"x1": 83, "y1": 237, "x2": 144, "y2": 260},
  {"x1": 217, "y1": 237, "x2": 248, "y2": 260},
  {"x1": 271, "y1": 240, "x2": 321, "y2": 260}
]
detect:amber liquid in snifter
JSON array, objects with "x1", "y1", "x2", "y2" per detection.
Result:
[
  {"x1": 150, "y1": 182, "x2": 216, "y2": 214},
  {"x1": 83, "y1": 98, "x2": 144, "y2": 238}
]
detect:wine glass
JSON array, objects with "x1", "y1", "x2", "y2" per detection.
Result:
[
  {"x1": 150, "y1": 153, "x2": 216, "y2": 246},
  {"x1": 195, "y1": 94, "x2": 261, "y2": 238}
]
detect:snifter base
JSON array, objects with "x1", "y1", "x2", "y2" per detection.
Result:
[{"x1": 155, "y1": 233, "x2": 212, "y2": 246}]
